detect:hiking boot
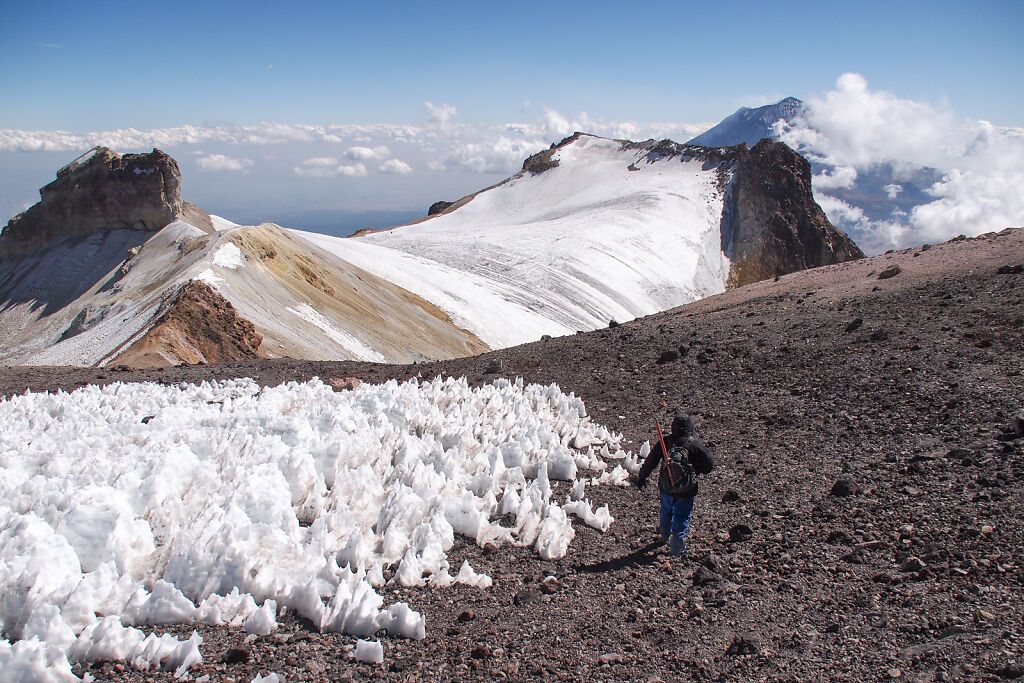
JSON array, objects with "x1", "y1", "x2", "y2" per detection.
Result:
[
  {"x1": 659, "y1": 526, "x2": 671, "y2": 543},
  {"x1": 669, "y1": 537, "x2": 686, "y2": 556}
]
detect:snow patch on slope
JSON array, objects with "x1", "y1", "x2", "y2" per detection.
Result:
[{"x1": 287, "y1": 303, "x2": 387, "y2": 362}]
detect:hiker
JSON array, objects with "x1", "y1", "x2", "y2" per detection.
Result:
[{"x1": 632, "y1": 413, "x2": 714, "y2": 555}]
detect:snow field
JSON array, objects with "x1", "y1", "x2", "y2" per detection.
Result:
[{"x1": 0, "y1": 376, "x2": 640, "y2": 679}]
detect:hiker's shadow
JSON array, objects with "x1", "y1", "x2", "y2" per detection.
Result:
[{"x1": 574, "y1": 540, "x2": 665, "y2": 573}]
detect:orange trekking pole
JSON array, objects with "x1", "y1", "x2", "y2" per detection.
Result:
[{"x1": 655, "y1": 422, "x2": 676, "y2": 487}]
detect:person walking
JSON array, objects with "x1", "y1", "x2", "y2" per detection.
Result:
[{"x1": 633, "y1": 412, "x2": 714, "y2": 556}]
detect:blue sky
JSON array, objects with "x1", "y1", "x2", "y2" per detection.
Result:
[
  {"x1": 1, "y1": 0, "x2": 1022, "y2": 248},
  {"x1": 2, "y1": 0, "x2": 1022, "y2": 129}
]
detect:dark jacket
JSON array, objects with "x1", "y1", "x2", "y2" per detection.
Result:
[{"x1": 636, "y1": 414, "x2": 711, "y2": 498}]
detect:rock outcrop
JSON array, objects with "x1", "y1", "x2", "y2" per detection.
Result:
[
  {"x1": 617, "y1": 135, "x2": 863, "y2": 287},
  {"x1": 723, "y1": 138, "x2": 865, "y2": 287},
  {"x1": 0, "y1": 147, "x2": 193, "y2": 258},
  {"x1": 111, "y1": 280, "x2": 265, "y2": 368}
]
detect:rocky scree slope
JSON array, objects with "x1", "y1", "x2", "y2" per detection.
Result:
[{"x1": 4, "y1": 227, "x2": 1021, "y2": 682}]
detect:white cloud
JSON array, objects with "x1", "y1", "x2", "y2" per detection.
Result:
[
  {"x1": 379, "y1": 159, "x2": 413, "y2": 175},
  {"x1": 777, "y1": 72, "x2": 1024, "y2": 247},
  {"x1": 883, "y1": 184, "x2": 903, "y2": 199},
  {"x1": 344, "y1": 146, "x2": 390, "y2": 161},
  {"x1": 196, "y1": 154, "x2": 253, "y2": 173},
  {"x1": 424, "y1": 102, "x2": 457, "y2": 127},
  {"x1": 812, "y1": 165, "x2": 857, "y2": 190},
  {"x1": 430, "y1": 136, "x2": 548, "y2": 174},
  {"x1": 293, "y1": 157, "x2": 367, "y2": 177}
]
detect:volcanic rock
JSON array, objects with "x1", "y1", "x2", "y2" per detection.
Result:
[
  {"x1": 0, "y1": 147, "x2": 205, "y2": 258},
  {"x1": 111, "y1": 280, "x2": 264, "y2": 368},
  {"x1": 721, "y1": 139, "x2": 864, "y2": 288},
  {"x1": 427, "y1": 201, "x2": 453, "y2": 216},
  {"x1": 830, "y1": 478, "x2": 860, "y2": 497}
]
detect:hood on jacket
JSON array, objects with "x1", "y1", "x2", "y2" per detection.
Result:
[{"x1": 671, "y1": 413, "x2": 694, "y2": 440}]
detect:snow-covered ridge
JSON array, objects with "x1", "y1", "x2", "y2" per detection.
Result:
[
  {"x1": 300, "y1": 134, "x2": 733, "y2": 348},
  {"x1": 0, "y1": 376, "x2": 639, "y2": 678}
]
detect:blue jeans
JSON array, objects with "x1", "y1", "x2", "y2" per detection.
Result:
[{"x1": 659, "y1": 493, "x2": 694, "y2": 555}]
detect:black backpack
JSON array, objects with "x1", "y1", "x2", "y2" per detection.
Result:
[{"x1": 662, "y1": 440, "x2": 697, "y2": 497}]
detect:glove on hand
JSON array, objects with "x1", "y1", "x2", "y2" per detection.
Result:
[{"x1": 633, "y1": 476, "x2": 647, "y2": 490}]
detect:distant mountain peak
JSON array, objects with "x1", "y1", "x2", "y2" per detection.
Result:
[{"x1": 687, "y1": 97, "x2": 804, "y2": 148}]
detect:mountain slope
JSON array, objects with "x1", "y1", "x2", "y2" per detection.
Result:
[
  {"x1": 301, "y1": 134, "x2": 861, "y2": 349},
  {"x1": 1, "y1": 138, "x2": 860, "y2": 367}
]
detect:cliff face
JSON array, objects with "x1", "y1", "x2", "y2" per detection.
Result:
[
  {"x1": 723, "y1": 139, "x2": 865, "y2": 288},
  {"x1": 0, "y1": 147, "x2": 185, "y2": 258}
]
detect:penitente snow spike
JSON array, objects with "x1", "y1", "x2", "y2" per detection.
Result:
[{"x1": 655, "y1": 422, "x2": 676, "y2": 487}]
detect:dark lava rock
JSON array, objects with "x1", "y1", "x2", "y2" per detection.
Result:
[
  {"x1": 222, "y1": 647, "x2": 250, "y2": 664},
  {"x1": 513, "y1": 588, "x2": 543, "y2": 605},
  {"x1": 724, "y1": 636, "x2": 760, "y2": 657},
  {"x1": 722, "y1": 489, "x2": 741, "y2": 503},
  {"x1": 845, "y1": 317, "x2": 864, "y2": 333},
  {"x1": 656, "y1": 350, "x2": 680, "y2": 364},
  {"x1": 484, "y1": 359, "x2": 504, "y2": 374},
  {"x1": 878, "y1": 265, "x2": 903, "y2": 280},
  {"x1": 608, "y1": 319, "x2": 619, "y2": 328},
  {"x1": 901, "y1": 557, "x2": 927, "y2": 573},
  {"x1": 522, "y1": 147, "x2": 560, "y2": 174},
  {"x1": 830, "y1": 477, "x2": 860, "y2": 497},
  {"x1": 996, "y1": 264, "x2": 1023, "y2": 274},
  {"x1": 457, "y1": 610, "x2": 476, "y2": 623},
  {"x1": 827, "y1": 530, "x2": 854, "y2": 545},
  {"x1": 1013, "y1": 416, "x2": 1024, "y2": 438},
  {"x1": 471, "y1": 645, "x2": 492, "y2": 659},
  {"x1": 427, "y1": 200, "x2": 453, "y2": 216},
  {"x1": 693, "y1": 566, "x2": 723, "y2": 587},
  {"x1": 728, "y1": 524, "x2": 753, "y2": 542}
]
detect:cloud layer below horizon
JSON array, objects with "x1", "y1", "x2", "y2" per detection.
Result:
[{"x1": 1, "y1": 76, "x2": 1021, "y2": 250}]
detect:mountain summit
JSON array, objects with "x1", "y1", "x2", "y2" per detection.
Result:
[
  {"x1": 0, "y1": 135, "x2": 861, "y2": 367},
  {"x1": 687, "y1": 97, "x2": 804, "y2": 147}
]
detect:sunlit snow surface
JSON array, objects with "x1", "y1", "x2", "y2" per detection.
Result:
[{"x1": 0, "y1": 377, "x2": 638, "y2": 679}]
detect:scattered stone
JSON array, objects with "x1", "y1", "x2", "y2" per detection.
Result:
[
  {"x1": 471, "y1": 645, "x2": 492, "y2": 659},
  {"x1": 870, "y1": 328, "x2": 890, "y2": 342},
  {"x1": 141, "y1": 415, "x2": 155, "y2": 424},
  {"x1": 656, "y1": 350, "x2": 679, "y2": 364},
  {"x1": 996, "y1": 264, "x2": 1023, "y2": 274},
  {"x1": 678, "y1": 344, "x2": 690, "y2": 356},
  {"x1": 869, "y1": 613, "x2": 890, "y2": 628},
  {"x1": 974, "y1": 608, "x2": 997, "y2": 623},
  {"x1": 608, "y1": 319, "x2": 620, "y2": 328},
  {"x1": 693, "y1": 566, "x2": 723, "y2": 587},
  {"x1": 728, "y1": 524, "x2": 753, "y2": 543},
  {"x1": 887, "y1": 667, "x2": 902, "y2": 679},
  {"x1": 540, "y1": 576, "x2": 560, "y2": 594},
  {"x1": 1013, "y1": 416, "x2": 1024, "y2": 438},
  {"x1": 724, "y1": 636, "x2": 760, "y2": 657},
  {"x1": 878, "y1": 265, "x2": 903, "y2": 280},
  {"x1": 721, "y1": 489, "x2": 741, "y2": 503},
  {"x1": 484, "y1": 359, "x2": 504, "y2": 374},
  {"x1": 830, "y1": 477, "x2": 860, "y2": 497},
  {"x1": 597, "y1": 652, "x2": 626, "y2": 664},
  {"x1": 327, "y1": 376, "x2": 361, "y2": 391},
  {"x1": 513, "y1": 588, "x2": 542, "y2": 606},
  {"x1": 845, "y1": 317, "x2": 863, "y2": 333},
  {"x1": 995, "y1": 662, "x2": 1024, "y2": 679},
  {"x1": 457, "y1": 610, "x2": 476, "y2": 623},
  {"x1": 826, "y1": 530, "x2": 854, "y2": 545},
  {"x1": 901, "y1": 557, "x2": 927, "y2": 573},
  {"x1": 222, "y1": 647, "x2": 250, "y2": 664}
]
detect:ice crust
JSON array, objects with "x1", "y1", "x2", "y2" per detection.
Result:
[{"x1": 0, "y1": 376, "x2": 638, "y2": 679}]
